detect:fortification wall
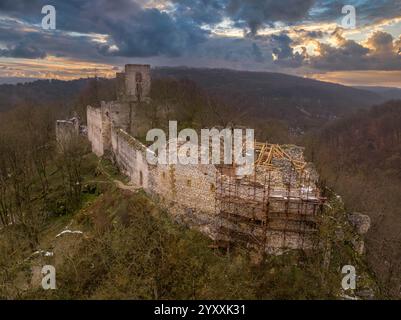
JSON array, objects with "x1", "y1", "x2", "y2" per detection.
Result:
[
  {"x1": 101, "y1": 100, "x2": 131, "y2": 132},
  {"x1": 87, "y1": 106, "x2": 104, "y2": 156},
  {"x1": 111, "y1": 128, "x2": 152, "y2": 192},
  {"x1": 151, "y1": 162, "x2": 218, "y2": 236},
  {"x1": 106, "y1": 127, "x2": 219, "y2": 237}
]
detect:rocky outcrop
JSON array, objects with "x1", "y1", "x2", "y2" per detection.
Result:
[{"x1": 347, "y1": 212, "x2": 371, "y2": 235}]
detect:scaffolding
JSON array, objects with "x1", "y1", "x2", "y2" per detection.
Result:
[{"x1": 214, "y1": 145, "x2": 325, "y2": 254}]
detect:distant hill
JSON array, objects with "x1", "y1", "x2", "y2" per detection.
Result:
[
  {"x1": 0, "y1": 79, "x2": 89, "y2": 113},
  {"x1": 355, "y1": 86, "x2": 401, "y2": 101},
  {"x1": 0, "y1": 77, "x2": 116, "y2": 114},
  {"x1": 0, "y1": 67, "x2": 386, "y2": 130},
  {"x1": 0, "y1": 77, "x2": 39, "y2": 85},
  {"x1": 153, "y1": 67, "x2": 384, "y2": 128}
]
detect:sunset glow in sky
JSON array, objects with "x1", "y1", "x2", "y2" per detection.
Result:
[{"x1": 0, "y1": 0, "x2": 400, "y2": 87}]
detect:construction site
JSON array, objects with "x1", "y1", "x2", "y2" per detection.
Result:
[{"x1": 213, "y1": 142, "x2": 325, "y2": 254}]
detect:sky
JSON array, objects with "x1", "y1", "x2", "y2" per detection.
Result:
[{"x1": 0, "y1": 0, "x2": 400, "y2": 87}]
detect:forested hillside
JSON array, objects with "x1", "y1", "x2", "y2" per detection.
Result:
[
  {"x1": 153, "y1": 67, "x2": 385, "y2": 128},
  {"x1": 307, "y1": 100, "x2": 401, "y2": 297},
  {"x1": 1, "y1": 68, "x2": 388, "y2": 132},
  {"x1": 0, "y1": 78, "x2": 116, "y2": 114}
]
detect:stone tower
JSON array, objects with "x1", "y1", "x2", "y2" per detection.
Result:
[
  {"x1": 116, "y1": 64, "x2": 151, "y2": 103},
  {"x1": 114, "y1": 64, "x2": 151, "y2": 137}
]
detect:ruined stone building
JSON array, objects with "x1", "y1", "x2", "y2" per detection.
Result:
[
  {"x1": 56, "y1": 115, "x2": 87, "y2": 147},
  {"x1": 64, "y1": 64, "x2": 325, "y2": 254}
]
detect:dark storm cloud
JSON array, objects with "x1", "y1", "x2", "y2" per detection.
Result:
[
  {"x1": 267, "y1": 33, "x2": 306, "y2": 68},
  {"x1": 0, "y1": 0, "x2": 208, "y2": 58},
  {"x1": 0, "y1": 42, "x2": 46, "y2": 59},
  {"x1": 0, "y1": 20, "x2": 107, "y2": 61},
  {"x1": 269, "y1": 34, "x2": 295, "y2": 60},
  {"x1": 171, "y1": 0, "x2": 401, "y2": 32},
  {"x1": 0, "y1": 0, "x2": 399, "y2": 73},
  {"x1": 227, "y1": 0, "x2": 316, "y2": 34},
  {"x1": 172, "y1": 0, "x2": 225, "y2": 25},
  {"x1": 98, "y1": 8, "x2": 208, "y2": 57},
  {"x1": 173, "y1": 0, "x2": 316, "y2": 34}
]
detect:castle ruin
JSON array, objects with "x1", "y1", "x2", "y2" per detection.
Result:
[{"x1": 62, "y1": 64, "x2": 326, "y2": 255}]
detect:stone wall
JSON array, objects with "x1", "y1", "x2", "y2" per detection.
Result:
[
  {"x1": 108, "y1": 128, "x2": 219, "y2": 235},
  {"x1": 56, "y1": 119, "x2": 79, "y2": 146},
  {"x1": 101, "y1": 100, "x2": 131, "y2": 133},
  {"x1": 87, "y1": 99, "x2": 137, "y2": 157},
  {"x1": 152, "y1": 162, "x2": 218, "y2": 236},
  {"x1": 111, "y1": 128, "x2": 152, "y2": 191},
  {"x1": 87, "y1": 106, "x2": 104, "y2": 156}
]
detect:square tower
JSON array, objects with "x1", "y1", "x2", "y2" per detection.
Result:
[{"x1": 116, "y1": 64, "x2": 151, "y2": 102}]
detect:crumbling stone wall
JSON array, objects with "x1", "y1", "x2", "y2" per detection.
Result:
[
  {"x1": 152, "y1": 162, "x2": 218, "y2": 235},
  {"x1": 101, "y1": 100, "x2": 131, "y2": 132},
  {"x1": 87, "y1": 98, "x2": 136, "y2": 157},
  {"x1": 111, "y1": 128, "x2": 152, "y2": 191},
  {"x1": 56, "y1": 119, "x2": 79, "y2": 146},
  {"x1": 87, "y1": 107, "x2": 104, "y2": 156}
]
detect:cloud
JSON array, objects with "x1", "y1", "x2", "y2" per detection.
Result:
[
  {"x1": 310, "y1": 0, "x2": 401, "y2": 25},
  {"x1": 99, "y1": 8, "x2": 208, "y2": 57},
  {"x1": 309, "y1": 29, "x2": 401, "y2": 71},
  {"x1": 0, "y1": 0, "x2": 208, "y2": 58},
  {"x1": 244, "y1": 33, "x2": 307, "y2": 68},
  {"x1": 173, "y1": 0, "x2": 316, "y2": 34},
  {"x1": 172, "y1": 0, "x2": 225, "y2": 25},
  {"x1": 227, "y1": 0, "x2": 316, "y2": 34},
  {"x1": 0, "y1": 20, "x2": 108, "y2": 61},
  {"x1": 0, "y1": 0, "x2": 399, "y2": 76},
  {"x1": 366, "y1": 31, "x2": 394, "y2": 55},
  {"x1": 292, "y1": 29, "x2": 326, "y2": 41},
  {"x1": 0, "y1": 42, "x2": 46, "y2": 59}
]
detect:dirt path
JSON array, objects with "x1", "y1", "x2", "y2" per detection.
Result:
[
  {"x1": 96, "y1": 159, "x2": 139, "y2": 193},
  {"x1": 113, "y1": 179, "x2": 139, "y2": 192}
]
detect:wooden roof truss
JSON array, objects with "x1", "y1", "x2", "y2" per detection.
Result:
[{"x1": 254, "y1": 142, "x2": 307, "y2": 173}]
